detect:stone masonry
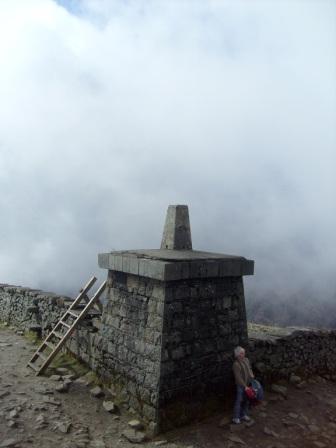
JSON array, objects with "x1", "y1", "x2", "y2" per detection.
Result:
[
  {"x1": 4, "y1": 206, "x2": 334, "y2": 434},
  {"x1": 98, "y1": 205, "x2": 254, "y2": 432}
]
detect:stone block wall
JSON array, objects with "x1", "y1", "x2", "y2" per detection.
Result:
[
  {"x1": 0, "y1": 283, "x2": 101, "y2": 371},
  {"x1": 248, "y1": 327, "x2": 336, "y2": 383},
  {"x1": 97, "y1": 271, "x2": 164, "y2": 433},
  {"x1": 0, "y1": 284, "x2": 71, "y2": 333},
  {"x1": 96, "y1": 273, "x2": 249, "y2": 433},
  {"x1": 2, "y1": 282, "x2": 336, "y2": 433},
  {"x1": 159, "y1": 276, "x2": 248, "y2": 430}
]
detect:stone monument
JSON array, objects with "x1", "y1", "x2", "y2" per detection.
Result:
[{"x1": 98, "y1": 205, "x2": 254, "y2": 433}]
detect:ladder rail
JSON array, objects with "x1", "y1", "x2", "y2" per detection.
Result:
[
  {"x1": 28, "y1": 276, "x2": 97, "y2": 364},
  {"x1": 27, "y1": 276, "x2": 105, "y2": 374},
  {"x1": 35, "y1": 280, "x2": 106, "y2": 375}
]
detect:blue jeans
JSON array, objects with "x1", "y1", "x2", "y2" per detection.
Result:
[{"x1": 233, "y1": 385, "x2": 249, "y2": 419}]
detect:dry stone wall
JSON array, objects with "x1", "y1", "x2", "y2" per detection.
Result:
[
  {"x1": 1, "y1": 282, "x2": 336, "y2": 432},
  {"x1": 248, "y1": 327, "x2": 336, "y2": 383},
  {"x1": 0, "y1": 283, "x2": 101, "y2": 371}
]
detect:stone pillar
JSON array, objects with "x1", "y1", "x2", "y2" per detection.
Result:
[{"x1": 98, "y1": 205, "x2": 254, "y2": 434}]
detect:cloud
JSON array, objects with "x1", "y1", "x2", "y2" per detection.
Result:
[{"x1": 0, "y1": 0, "x2": 335, "y2": 301}]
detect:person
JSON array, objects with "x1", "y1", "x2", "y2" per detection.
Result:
[{"x1": 232, "y1": 346, "x2": 255, "y2": 424}]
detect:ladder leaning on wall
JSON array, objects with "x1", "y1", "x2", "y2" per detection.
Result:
[{"x1": 27, "y1": 276, "x2": 106, "y2": 376}]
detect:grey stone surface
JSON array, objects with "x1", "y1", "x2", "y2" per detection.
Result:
[
  {"x1": 2, "y1": 282, "x2": 336, "y2": 435},
  {"x1": 160, "y1": 205, "x2": 192, "y2": 250},
  {"x1": 0, "y1": 198, "x2": 255, "y2": 434},
  {"x1": 98, "y1": 251, "x2": 254, "y2": 280}
]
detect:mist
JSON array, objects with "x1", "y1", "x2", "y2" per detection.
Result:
[{"x1": 0, "y1": 1, "x2": 335, "y2": 315}]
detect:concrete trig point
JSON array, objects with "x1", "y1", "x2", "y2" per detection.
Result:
[{"x1": 98, "y1": 205, "x2": 254, "y2": 434}]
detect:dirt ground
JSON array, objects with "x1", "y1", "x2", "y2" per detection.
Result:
[{"x1": 1, "y1": 326, "x2": 336, "y2": 448}]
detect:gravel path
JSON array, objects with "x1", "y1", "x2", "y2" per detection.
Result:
[{"x1": 1, "y1": 327, "x2": 336, "y2": 448}]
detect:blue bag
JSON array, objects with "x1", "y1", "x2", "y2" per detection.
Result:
[{"x1": 251, "y1": 379, "x2": 264, "y2": 401}]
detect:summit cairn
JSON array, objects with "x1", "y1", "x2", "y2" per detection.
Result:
[
  {"x1": 98, "y1": 204, "x2": 254, "y2": 434},
  {"x1": 160, "y1": 205, "x2": 192, "y2": 250}
]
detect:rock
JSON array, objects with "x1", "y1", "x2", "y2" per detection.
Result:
[
  {"x1": 219, "y1": 416, "x2": 231, "y2": 427},
  {"x1": 128, "y1": 419, "x2": 144, "y2": 430},
  {"x1": 313, "y1": 442, "x2": 327, "y2": 448},
  {"x1": 63, "y1": 374, "x2": 76, "y2": 380},
  {"x1": 0, "y1": 391, "x2": 10, "y2": 399},
  {"x1": 90, "y1": 386, "x2": 104, "y2": 398},
  {"x1": 227, "y1": 434, "x2": 246, "y2": 445},
  {"x1": 122, "y1": 429, "x2": 146, "y2": 444},
  {"x1": 55, "y1": 368, "x2": 70, "y2": 375},
  {"x1": 300, "y1": 414, "x2": 310, "y2": 424},
  {"x1": 289, "y1": 374, "x2": 301, "y2": 384},
  {"x1": 244, "y1": 418, "x2": 255, "y2": 428},
  {"x1": 57, "y1": 421, "x2": 72, "y2": 434},
  {"x1": 55, "y1": 382, "x2": 69, "y2": 393},
  {"x1": 0, "y1": 439, "x2": 19, "y2": 448},
  {"x1": 7, "y1": 420, "x2": 17, "y2": 428},
  {"x1": 42, "y1": 396, "x2": 61, "y2": 406},
  {"x1": 308, "y1": 424, "x2": 320, "y2": 433},
  {"x1": 103, "y1": 401, "x2": 117, "y2": 413},
  {"x1": 36, "y1": 386, "x2": 54, "y2": 395},
  {"x1": 230, "y1": 423, "x2": 245, "y2": 432},
  {"x1": 50, "y1": 375, "x2": 62, "y2": 381},
  {"x1": 288, "y1": 412, "x2": 298, "y2": 419},
  {"x1": 89, "y1": 441, "x2": 106, "y2": 448},
  {"x1": 8, "y1": 410, "x2": 18, "y2": 419},
  {"x1": 35, "y1": 414, "x2": 47, "y2": 429},
  {"x1": 74, "y1": 377, "x2": 86, "y2": 385},
  {"x1": 263, "y1": 426, "x2": 279, "y2": 438},
  {"x1": 270, "y1": 384, "x2": 287, "y2": 398},
  {"x1": 282, "y1": 419, "x2": 297, "y2": 427},
  {"x1": 154, "y1": 441, "x2": 168, "y2": 446}
]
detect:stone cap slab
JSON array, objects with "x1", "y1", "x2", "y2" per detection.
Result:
[{"x1": 98, "y1": 249, "x2": 254, "y2": 281}]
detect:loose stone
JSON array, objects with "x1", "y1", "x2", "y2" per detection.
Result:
[
  {"x1": 121, "y1": 429, "x2": 146, "y2": 444},
  {"x1": 90, "y1": 386, "x2": 104, "y2": 398},
  {"x1": 49, "y1": 375, "x2": 62, "y2": 381},
  {"x1": 270, "y1": 384, "x2": 288, "y2": 398},
  {"x1": 102, "y1": 401, "x2": 117, "y2": 413},
  {"x1": 128, "y1": 420, "x2": 144, "y2": 430}
]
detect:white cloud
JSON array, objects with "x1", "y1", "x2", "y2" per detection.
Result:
[{"x1": 0, "y1": 0, "x2": 335, "y2": 301}]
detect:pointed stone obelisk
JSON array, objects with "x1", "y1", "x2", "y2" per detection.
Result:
[
  {"x1": 98, "y1": 204, "x2": 254, "y2": 434},
  {"x1": 160, "y1": 205, "x2": 192, "y2": 250}
]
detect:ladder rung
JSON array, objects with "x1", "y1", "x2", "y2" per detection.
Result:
[
  {"x1": 53, "y1": 331, "x2": 63, "y2": 339},
  {"x1": 26, "y1": 277, "x2": 106, "y2": 376},
  {"x1": 27, "y1": 362, "x2": 38, "y2": 371}
]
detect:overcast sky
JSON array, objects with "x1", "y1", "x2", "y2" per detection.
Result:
[{"x1": 0, "y1": 0, "x2": 335, "y2": 301}]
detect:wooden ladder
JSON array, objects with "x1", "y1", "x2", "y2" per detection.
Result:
[{"x1": 27, "y1": 276, "x2": 106, "y2": 376}]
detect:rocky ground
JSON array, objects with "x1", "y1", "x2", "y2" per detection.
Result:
[{"x1": 1, "y1": 326, "x2": 336, "y2": 448}]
